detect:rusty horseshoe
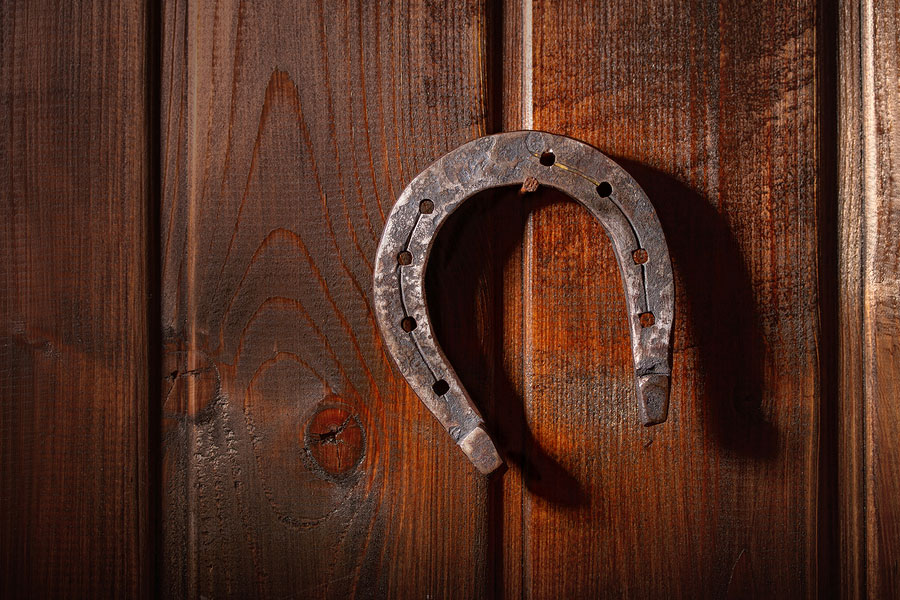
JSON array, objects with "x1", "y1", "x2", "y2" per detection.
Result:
[{"x1": 373, "y1": 131, "x2": 674, "y2": 475}]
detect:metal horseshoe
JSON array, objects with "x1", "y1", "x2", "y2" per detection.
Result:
[{"x1": 373, "y1": 131, "x2": 674, "y2": 475}]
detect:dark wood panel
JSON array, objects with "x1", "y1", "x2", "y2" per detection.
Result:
[
  {"x1": 507, "y1": 0, "x2": 823, "y2": 596},
  {"x1": 0, "y1": 1, "x2": 153, "y2": 597},
  {"x1": 159, "y1": 1, "x2": 499, "y2": 597},
  {"x1": 839, "y1": 0, "x2": 900, "y2": 597}
]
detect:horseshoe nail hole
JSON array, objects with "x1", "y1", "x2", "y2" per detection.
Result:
[
  {"x1": 401, "y1": 316, "x2": 417, "y2": 332},
  {"x1": 432, "y1": 379, "x2": 450, "y2": 396},
  {"x1": 639, "y1": 312, "x2": 656, "y2": 327},
  {"x1": 632, "y1": 248, "x2": 649, "y2": 264},
  {"x1": 397, "y1": 250, "x2": 412, "y2": 265},
  {"x1": 539, "y1": 151, "x2": 555, "y2": 166},
  {"x1": 596, "y1": 181, "x2": 613, "y2": 197},
  {"x1": 419, "y1": 199, "x2": 434, "y2": 214}
]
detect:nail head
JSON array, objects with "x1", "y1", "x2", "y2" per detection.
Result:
[{"x1": 521, "y1": 177, "x2": 540, "y2": 194}]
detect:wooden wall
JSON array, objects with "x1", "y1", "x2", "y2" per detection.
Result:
[
  {"x1": 1, "y1": 0, "x2": 898, "y2": 598},
  {"x1": 158, "y1": 0, "x2": 831, "y2": 596},
  {"x1": 0, "y1": 1, "x2": 153, "y2": 596}
]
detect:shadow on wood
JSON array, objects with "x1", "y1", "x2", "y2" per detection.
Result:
[
  {"x1": 426, "y1": 185, "x2": 587, "y2": 507},
  {"x1": 615, "y1": 158, "x2": 778, "y2": 460}
]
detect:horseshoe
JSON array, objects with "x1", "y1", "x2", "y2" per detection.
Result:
[{"x1": 373, "y1": 131, "x2": 674, "y2": 475}]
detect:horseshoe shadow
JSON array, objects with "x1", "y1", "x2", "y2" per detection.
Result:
[
  {"x1": 424, "y1": 158, "x2": 777, "y2": 598},
  {"x1": 426, "y1": 185, "x2": 588, "y2": 507},
  {"x1": 612, "y1": 158, "x2": 778, "y2": 459},
  {"x1": 426, "y1": 158, "x2": 778, "y2": 498}
]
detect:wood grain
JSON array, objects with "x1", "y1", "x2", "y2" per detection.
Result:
[
  {"x1": 152, "y1": 1, "x2": 890, "y2": 597},
  {"x1": 839, "y1": 0, "x2": 900, "y2": 597},
  {"x1": 159, "y1": 1, "x2": 500, "y2": 597},
  {"x1": 4, "y1": 0, "x2": 893, "y2": 596},
  {"x1": 494, "y1": 0, "x2": 825, "y2": 596},
  {"x1": 0, "y1": 1, "x2": 154, "y2": 597}
]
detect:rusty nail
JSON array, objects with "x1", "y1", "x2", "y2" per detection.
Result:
[
  {"x1": 520, "y1": 176, "x2": 540, "y2": 195},
  {"x1": 632, "y1": 248, "x2": 649, "y2": 264}
]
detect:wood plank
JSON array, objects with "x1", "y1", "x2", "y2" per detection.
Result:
[
  {"x1": 159, "y1": 1, "x2": 498, "y2": 596},
  {"x1": 510, "y1": 0, "x2": 827, "y2": 596},
  {"x1": 0, "y1": 1, "x2": 154, "y2": 597},
  {"x1": 839, "y1": 0, "x2": 900, "y2": 597}
]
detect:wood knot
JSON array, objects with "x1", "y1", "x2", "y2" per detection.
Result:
[{"x1": 303, "y1": 404, "x2": 365, "y2": 479}]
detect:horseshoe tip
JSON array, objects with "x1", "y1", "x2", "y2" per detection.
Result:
[
  {"x1": 459, "y1": 425, "x2": 504, "y2": 475},
  {"x1": 638, "y1": 374, "x2": 670, "y2": 425}
]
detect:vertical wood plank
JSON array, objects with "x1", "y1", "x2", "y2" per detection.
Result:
[
  {"x1": 508, "y1": 0, "x2": 827, "y2": 596},
  {"x1": 840, "y1": 0, "x2": 900, "y2": 597},
  {"x1": 0, "y1": 1, "x2": 153, "y2": 597},
  {"x1": 160, "y1": 1, "x2": 496, "y2": 597}
]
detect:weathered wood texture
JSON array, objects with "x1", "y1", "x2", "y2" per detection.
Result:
[
  {"x1": 453, "y1": 0, "x2": 825, "y2": 597},
  {"x1": 159, "y1": 1, "x2": 499, "y2": 597},
  {"x1": 158, "y1": 1, "x2": 847, "y2": 598},
  {"x1": 6, "y1": 0, "x2": 894, "y2": 597},
  {"x1": 839, "y1": 0, "x2": 900, "y2": 597},
  {"x1": 0, "y1": 1, "x2": 153, "y2": 597}
]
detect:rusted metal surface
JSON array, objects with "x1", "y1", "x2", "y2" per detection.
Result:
[{"x1": 373, "y1": 131, "x2": 675, "y2": 474}]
